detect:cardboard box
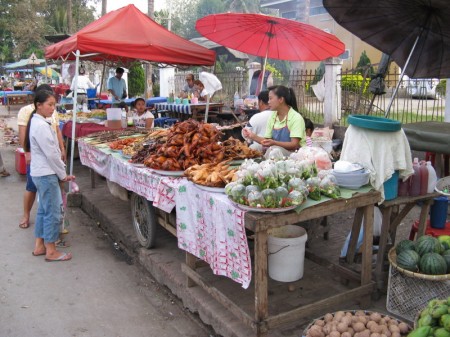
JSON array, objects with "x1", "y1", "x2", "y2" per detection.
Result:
[{"x1": 15, "y1": 148, "x2": 26, "y2": 175}]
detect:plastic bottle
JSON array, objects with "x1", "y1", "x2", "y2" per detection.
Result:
[
  {"x1": 409, "y1": 157, "x2": 421, "y2": 197},
  {"x1": 233, "y1": 91, "x2": 240, "y2": 107},
  {"x1": 397, "y1": 177, "x2": 410, "y2": 197},
  {"x1": 419, "y1": 160, "x2": 429, "y2": 195},
  {"x1": 121, "y1": 108, "x2": 127, "y2": 128},
  {"x1": 426, "y1": 161, "x2": 437, "y2": 193}
]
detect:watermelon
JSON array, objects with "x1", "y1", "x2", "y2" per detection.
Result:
[
  {"x1": 396, "y1": 239, "x2": 416, "y2": 255},
  {"x1": 419, "y1": 253, "x2": 448, "y2": 275},
  {"x1": 396, "y1": 249, "x2": 420, "y2": 271},
  {"x1": 438, "y1": 235, "x2": 450, "y2": 250},
  {"x1": 415, "y1": 235, "x2": 443, "y2": 256},
  {"x1": 442, "y1": 250, "x2": 450, "y2": 273}
]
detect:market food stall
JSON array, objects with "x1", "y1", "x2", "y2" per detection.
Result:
[
  {"x1": 75, "y1": 120, "x2": 388, "y2": 336},
  {"x1": 44, "y1": 4, "x2": 216, "y2": 180}
]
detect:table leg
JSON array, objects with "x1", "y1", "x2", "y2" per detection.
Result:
[
  {"x1": 360, "y1": 205, "x2": 374, "y2": 307},
  {"x1": 255, "y1": 229, "x2": 269, "y2": 336},
  {"x1": 346, "y1": 208, "x2": 364, "y2": 264},
  {"x1": 375, "y1": 207, "x2": 392, "y2": 288},
  {"x1": 417, "y1": 199, "x2": 433, "y2": 238}
]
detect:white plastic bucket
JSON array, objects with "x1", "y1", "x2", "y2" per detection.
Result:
[
  {"x1": 268, "y1": 225, "x2": 308, "y2": 282},
  {"x1": 106, "y1": 108, "x2": 122, "y2": 121}
]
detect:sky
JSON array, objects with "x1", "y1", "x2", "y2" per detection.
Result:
[{"x1": 89, "y1": 0, "x2": 166, "y2": 16}]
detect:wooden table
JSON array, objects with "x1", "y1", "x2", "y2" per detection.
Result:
[
  {"x1": 4, "y1": 91, "x2": 33, "y2": 112},
  {"x1": 154, "y1": 102, "x2": 224, "y2": 120},
  {"x1": 182, "y1": 191, "x2": 381, "y2": 336}
]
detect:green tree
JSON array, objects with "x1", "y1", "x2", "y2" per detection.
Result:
[
  {"x1": 128, "y1": 62, "x2": 145, "y2": 97},
  {"x1": 196, "y1": 0, "x2": 225, "y2": 19},
  {"x1": 356, "y1": 50, "x2": 374, "y2": 76},
  {"x1": 224, "y1": 0, "x2": 260, "y2": 12},
  {"x1": 1, "y1": 0, "x2": 97, "y2": 60}
]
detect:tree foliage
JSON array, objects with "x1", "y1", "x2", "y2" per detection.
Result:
[
  {"x1": 128, "y1": 62, "x2": 145, "y2": 98},
  {"x1": 0, "y1": 0, "x2": 97, "y2": 63},
  {"x1": 356, "y1": 50, "x2": 374, "y2": 76}
]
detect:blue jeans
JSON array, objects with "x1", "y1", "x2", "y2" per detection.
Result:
[
  {"x1": 32, "y1": 174, "x2": 62, "y2": 243},
  {"x1": 26, "y1": 164, "x2": 37, "y2": 193}
]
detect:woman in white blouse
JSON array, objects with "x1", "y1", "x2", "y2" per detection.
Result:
[{"x1": 24, "y1": 90, "x2": 75, "y2": 262}]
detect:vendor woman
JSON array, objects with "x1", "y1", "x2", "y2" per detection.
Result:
[
  {"x1": 193, "y1": 80, "x2": 208, "y2": 102},
  {"x1": 242, "y1": 85, "x2": 306, "y2": 159},
  {"x1": 132, "y1": 98, "x2": 154, "y2": 129}
]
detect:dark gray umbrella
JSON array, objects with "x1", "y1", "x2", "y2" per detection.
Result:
[
  {"x1": 323, "y1": 0, "x2": 450, "y2": 79},
  {"x1": 323, "y1": 0, "x2": 450, "y2": 116}
]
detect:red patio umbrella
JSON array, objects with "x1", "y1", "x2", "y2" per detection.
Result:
[{"x1": 196, "y1": 13, "x2": 345, "y2": 93}]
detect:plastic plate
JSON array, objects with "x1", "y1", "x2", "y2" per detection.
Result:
[
  {"x1": 151, "y1": 169, "x2": 185, "y2": 177},
  {"x1": 194, "y1": 184, "x2": 225, "y2": 193},
  {"x1": 228, "y1": 197, "x2": 296, "y2": 213},
  {"x1": 348, "y1": 114, "x2": 401, "y2": 132}
]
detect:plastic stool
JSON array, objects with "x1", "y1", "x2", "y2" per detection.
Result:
[{"x1": 409, "y1": 219, "x2": 450, "y2": 240}]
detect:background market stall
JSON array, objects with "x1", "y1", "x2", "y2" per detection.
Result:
[{"x1": 44, "y1": 4, "x2": 216, "y2": 185}]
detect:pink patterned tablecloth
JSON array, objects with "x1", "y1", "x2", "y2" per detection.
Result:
[
  {"x1": 175, "y1": 181, "x2": 251, "y2": 288},
  {"x1": 78, "y1": 140, "x2": 179, "y2": 213},
  {"x1": 78, "y1": 140, "x2": 252, "y2": 287}
]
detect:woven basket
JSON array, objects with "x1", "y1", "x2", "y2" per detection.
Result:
[
  {"x1": 435, "y1": 176, "x2": 450, "y2": 196},
  {"x1": 302, "y1": 310, "x2": 411, "y2": 337},
  {"x1": 386, "y1": 264, "x2": 450, "y2": 322},
  {"x1": 388, "y1": 248, "x2": 450, "y2": 281}
]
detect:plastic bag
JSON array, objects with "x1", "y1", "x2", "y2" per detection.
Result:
[{"x1": 340, "y1": 207, "x2": 382, "y2": 257}]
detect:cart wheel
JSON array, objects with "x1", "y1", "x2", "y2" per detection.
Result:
[{"x1": 130, "y1": 193, "x2": 156, "y2": 249}]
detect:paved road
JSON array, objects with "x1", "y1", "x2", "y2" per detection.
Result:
[{"x1": 0, "y1": 116, "x2": 213, "y2": 337}]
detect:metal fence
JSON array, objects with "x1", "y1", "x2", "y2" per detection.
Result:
[{"x1": 174, "y1": 68, "x2": 446, "y2": 125}]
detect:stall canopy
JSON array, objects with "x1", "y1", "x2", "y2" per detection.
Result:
[
  {"x1": 44, "y1": 4, "x2": 215, "y2": 66},
  {"x1": 3, "y1": 58, "x2": 46, "y2": 69}
]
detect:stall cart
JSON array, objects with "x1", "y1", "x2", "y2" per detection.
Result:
[{"x1": 78, "y1": 138, "x2": 383, "y2": 336}]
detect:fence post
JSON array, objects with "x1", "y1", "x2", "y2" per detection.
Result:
[{"x1": 324, "y1": 57, "x2": 342, "y2": 127}]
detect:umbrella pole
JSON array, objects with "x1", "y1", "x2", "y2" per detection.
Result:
[
  {"x1": 204, "y1": 95, "x2": 210, "y2": 123},
  {"x1": 69, "y1": 50, "x2": 80, "y2": 192},
  {"x1": 385, "y1": 35, "x2": 420, "y2": 118},
  {"x1": 100, "y1": 61, "x2": 106, "y2": 95},
  {"x1": 259, "y1": 46, "x2": 270, "y2": 94}
]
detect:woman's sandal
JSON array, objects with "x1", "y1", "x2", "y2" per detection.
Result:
[{"x1": 0, "y1": 170, "x2": 10, "y2": 177}]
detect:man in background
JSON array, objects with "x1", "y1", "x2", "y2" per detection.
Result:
[
  {"x1": 242, "y1": 90, "x2": 273, "y2": 151},
  {"x1": 179, "y1": 73, "x2": 197, "y2": 98},
  {"x1": 70, "y1": 67, "x2": 95, "y2": 105},
  {"x1": 107, "y1": 67, "x2": 127, "y2": 101}
]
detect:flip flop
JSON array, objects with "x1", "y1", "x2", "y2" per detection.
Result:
[
  {"x1": 19, "y1": 221, "x2": 30, "y2": 229},
  {"x1": 55, "y1": 239, "x2": 70, "y2": 248},
  {"x1": 0, "y1": 170, "x2": 10, "y2": 177},
  {"x1": 32, "y1": 251, "x2": 46, "y2": 256},
  {"x1": 45, "y1": 252, "x2": 72, "y2": 262}
]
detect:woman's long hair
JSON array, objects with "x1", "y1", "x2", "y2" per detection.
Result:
[
  {"x1": 23, "y1": 90, "x2": 56, "y2": 152},
  {"x1": 268, "y1": 85, "x2": 299, "y2": 112}
]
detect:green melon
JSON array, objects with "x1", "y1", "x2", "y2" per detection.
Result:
[
  {"x1": 396, "y1": 239, "x2": 416, "y2": 255},
  {"x1": 415, "y1": 235, "x2": 443, "y2": 256},
  {"x1": 396, "y1": 249, "x2": 420, "y2": 271},
  {"x1": 441, "y1": 250, "x2": 450, "y2": 274},
  {"x1": 419, "y1": 252, "x2": 448, "y2": 275}
]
